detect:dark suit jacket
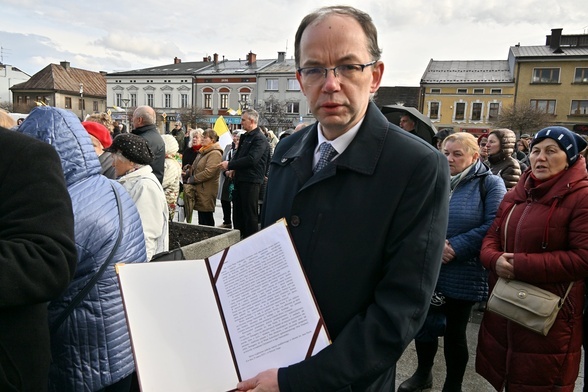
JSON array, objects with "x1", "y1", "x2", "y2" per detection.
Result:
[
  {"x1": 228, "y1": 127, "x2": 270, "y2": 184},
  {"x1": 132, "y1": 123, "x2": 165, "y2": 183},
  {"x1": 262, "y1": 102, "x2": 450, "y2": 391}
]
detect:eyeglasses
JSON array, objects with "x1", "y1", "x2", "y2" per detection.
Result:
[
  {"x1": 480, "y1": 143, "x2": 487, "y2": 147},
  {"x1": 297, "y1": 61, "x2": 377, "y2": 84}
]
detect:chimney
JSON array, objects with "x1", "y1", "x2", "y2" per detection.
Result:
[
  {"x1": 203, "y1": 56, "x2": 209, "y2": 62},
  {"x1": 246, "y1": 51, "x2": 257, "y2": 65},
  {"x1": 60, "y1": 61, "x2": 70, "y2": 70},
  {"x1": 548, "y1": 28, "x2": 563, "y2": 49},
  {"x1": 174, "y1": 57, "x2": 181, "y2": 64},
  {"x1": 278, "y1": 51, "x2": 286, "y2": 62},
  {"x1": 213, "y1": 53, "x2": 219, "y2": 64}
]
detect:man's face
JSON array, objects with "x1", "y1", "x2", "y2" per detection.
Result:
[
  {"x1": 399, "y1": 115, "x2": 415, "y2": 132},
  {"x1": 296, "y1": 14, "x2": 383, "y2": 138},
  {"x1": 240, "y1": 115, "x2": 255, "y2": 132}
]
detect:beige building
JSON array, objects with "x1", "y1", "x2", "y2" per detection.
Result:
[
  {"x1": 420, "y1": 60, "x2": 515, "y2": 136},
  {"x1": 509, "y1": 28, "x2": 588, "y2": 135}
]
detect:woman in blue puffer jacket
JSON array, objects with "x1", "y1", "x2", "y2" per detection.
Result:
[
  {"x1": 19, "y1": 107, "x2": 148, "y2": 392},
  {"x1": 398, "y1": 132, "x2": 506, "y2": 392}
]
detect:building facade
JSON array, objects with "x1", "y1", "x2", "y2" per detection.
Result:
[
  {"x1": 509, "y1": 28, "x2": 588, "y2": 134},
  {"x1": 420, "y1": 60, "x2": 515, "y2": 136},
  {"x1": 0, "y1": 63, "x2": 30, "y2": 106},
  {"x1": 10, "y1": 61, "x2": 106, "y2": 119}
]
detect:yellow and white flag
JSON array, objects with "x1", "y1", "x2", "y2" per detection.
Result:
[{"x1": 213, "y1": 116, "x2": 232, "y2": 148}]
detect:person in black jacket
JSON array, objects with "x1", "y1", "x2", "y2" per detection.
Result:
[
  {"x1": 219, "y1": 109, "x2": 270, "y2": 238},
  {"x1": 0, "y1": 126, "x2": 77, "y2": 391},
  {"x1": 131, "y1": 105, "x2": 165, "y2": 183}
]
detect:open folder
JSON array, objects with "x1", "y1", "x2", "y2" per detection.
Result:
[{"x1": 116, "y1": 219, "x2": 330, "y2": 392}]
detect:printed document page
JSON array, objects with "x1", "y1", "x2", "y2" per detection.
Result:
[{"x1": 211, "y1": 219, "x2": 330, "y2": 380}]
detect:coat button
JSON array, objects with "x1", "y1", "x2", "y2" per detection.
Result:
[{"x1": 290, "y1": 215, "x2": 300, "y2": 227}]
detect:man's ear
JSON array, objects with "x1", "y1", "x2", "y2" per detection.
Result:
[{"x1": 370, "y1": 61, "x2": 384, "y2": 94}]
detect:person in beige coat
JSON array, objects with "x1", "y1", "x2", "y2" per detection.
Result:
[{"x1": 185, "y1": 129, "x2": 223, "y2": 226}]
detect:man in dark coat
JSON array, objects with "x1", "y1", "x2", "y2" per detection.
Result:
[
  {"x1": 131, "y1": 105, "x2": 165, "y2": 183},
  {"x1": 237, "y1": 6, "x2": 449, "y2": 392},
  {"x1": 219, "y1": 109, "x2": 270, "y2": 238},
  {"x1": 0, "y1": 126, "x2": 77, "y2": 391}
]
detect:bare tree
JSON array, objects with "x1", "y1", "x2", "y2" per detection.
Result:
[
  {"x1": 178, "y1": 106, "x2": 208, "y2": 129},
  {"x1": 0, "y1": 101, "x2": 13, "y2": 112},
  {"x1": 257, "y1": 96, "x2": 296, "y2": 132},
  {"x1": 490, "y1": 103, "x2": 553, "y2": 136}
]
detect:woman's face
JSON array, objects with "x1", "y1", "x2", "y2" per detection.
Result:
[
  {"x1": 516, "y1": 141, "x2": 525, "y2": 152},
  {"x1": 486, "y1": 134, "x2": 501, "y2": 155},
  {"x1": 478, "y1": 137, "x2": 488, "y2": 158},
  {"x1": 529, "y1": 138, "x2": 568, "y2": 180},
  {"x1": 201, "y1": 134, "x2": 212, "y2": 147},
  {"x1": 443, "y1": 140, "x2": 479, "y2": 176}
]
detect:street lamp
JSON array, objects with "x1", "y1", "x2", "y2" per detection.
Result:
[
  {"x1": 121, "y1": 98, "x2": 131, "y2": 132},
  {"x1": 79, "y1": 83, "x2": 84, "y2": 120}
]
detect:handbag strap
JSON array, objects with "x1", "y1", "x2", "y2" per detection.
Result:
[
  {"x1": 50, "y1": 183, "x2": 124, "y2": 334},
  {"x1": 503, "y1": 204, "x2": 575, "y2": 307}
]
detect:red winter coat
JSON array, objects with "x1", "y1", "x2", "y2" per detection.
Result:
[{"x1": 476, "y1": 156, "x2": 588, "y2": 391}]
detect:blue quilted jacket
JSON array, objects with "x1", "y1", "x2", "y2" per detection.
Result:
[
  {"x1": 18, "y1": 107, "x2": 148, "y2": 391},
  {"x1": 436, "y1": 160, "x2": 506, "y2": 302}
]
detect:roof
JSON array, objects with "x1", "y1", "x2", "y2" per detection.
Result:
[
  {"x1": 421, "y1": 60, "x2": 513, "y2": 84},
  {"x1": 196, "y1": 59, "x2": 276, "y2": 76},
  {"x1": 257, "y1": 59, "x2": 297, "y2": 74},
  {"x1": 108, "y1": 61, "x2": 213, "y2": 76},
  {"x1": 510, "y1": 45, "x2": 588, "y2": 58},
  {"x1": 374, "y1": 86, "x2": 420, "y2": 108},
  {"x1": 10, "y1": 62, "x2": 105, "y2": 97}
]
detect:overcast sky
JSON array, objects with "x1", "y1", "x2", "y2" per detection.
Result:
[{"x1": 1, "y1": 0, "x2": 587, "y2": 87}]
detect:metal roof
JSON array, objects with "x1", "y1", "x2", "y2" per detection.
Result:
[
  {"x1": 10, "y1": 63, "x2": 105, "y2": 97},
  {"x1": 196, "y1": 59, "x2": 276, "y2": 75},
  {"x1": 510, "y1": 45, "x2": 588, "y2": 58},
  {"x1": 108, "y1": 61, "x2": 213, "y2": 76},
  {"x1": 421, "y1": 60, "x2": 513, "y2": 84},
  {"x1": 258, "y1": 59, "x2": 297, "y2": 74}
]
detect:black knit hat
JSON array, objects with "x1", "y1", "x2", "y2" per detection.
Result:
[
  {"x1": 531, "y1": 126, "x2": 588, "y2": 165},
  {"x1": 105, "y1": 133, "x2": 153, "y2": 165}
]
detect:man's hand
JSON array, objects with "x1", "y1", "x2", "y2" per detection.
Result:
[
  {"x1": 237, "y1": 369, "x2": 279, "y2": 392},
  {"x1": 219, "y1": 161, "x2": 229, "y2": 171}
]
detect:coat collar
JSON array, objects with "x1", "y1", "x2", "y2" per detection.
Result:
[{"x1": 281, "y1": 102, "x2": 390, "y2": 178}]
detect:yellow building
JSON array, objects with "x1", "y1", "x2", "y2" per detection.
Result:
[
  {"x1": 420, "y1": 60, "x2": 515, "y2": 136},
  {"x1": 510, "y1": 28, "x2": 588, "y2": 135}
]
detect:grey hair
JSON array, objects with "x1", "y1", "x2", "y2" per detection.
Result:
[{"x1": 242, "y1": 108, "x2": 259, "y2": 124}]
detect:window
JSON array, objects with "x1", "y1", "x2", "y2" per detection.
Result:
[
  {"x1": 147, "y1": 94, "x2": 154, "y2": 107},
  {"x1": 571, "y1": 100, "x2": 588, "y2": 115},
  {"x1": 488, "y1": 102, "x2": 500, "y2": 121},
  {"x1": 181, "y1": 94, "x2": 188, "y2": 108},
  {"x1": 220, "y1": 94, "x2": 228, "y2": 109},
  {"x1": 78, "y1": 99, "x2": 85, "y2": 110},
  {"x1": 471, "y1": 102, "x2": 482, "y2": 121},
  {"x1": 65, "y1": 97, "x2": 72, "y2": 109},
  {"x1": 473, "y1": 88, "x2": 484, "y2": 94},
  {"x1": 164, "y1": 94, "x2": 171, "y2": 108},
  {"x1": 239, "y1": 93, "x2": 250, "y2": 106},
  {"x1": 429, "y1": 102, "x2": 439, "y2": 120},
  {"x1": 491, "y1": 88, "x2": 502, "y2": 94},
  {"x1": 286, "y1": 102, "x2": 299, "y2": 114},
  {"x1": 204, "y1": 94, "x2": 212, "y2": 109},
  {"x1": 574, "y1": 68, "x2": 588, "y2": 83},
  {"x1": 454, "y1": 102, "x2": 466, "y2": 121},
  {"x1": 430, "y1": 88, "x2": 441, "y2": 94},
  {"x1": 266, "y1": 79, "x2": 278, "y2": 91},
  {"x1": 530, "y1": 99, "x2": 556, "y2": 114},
  {"x1": 532, "y1": 68, "x2": 560, "y2": 83},
  {"x1": 265, "y1": 101, "x2": 276, "y2": 113},
  {"x1": 131, "y1": 93, "x2": 137, "y2": 107},
  {"x1": 287, "y1": 79, "x2": 300, "y2": 91},
  {"x1": 116, "y1": 93, "x2": 122, "y2": 107},
  {"x1": 457, "y1": 88, "x2": 467, "y2": 94},
  {"x1": 93, "y1": 101, "x2": 99, "y2": 112}
]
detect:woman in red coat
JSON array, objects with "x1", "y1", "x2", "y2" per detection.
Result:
[{"x1": 476, "y1": 126, "x2": 588, "y2": 391}]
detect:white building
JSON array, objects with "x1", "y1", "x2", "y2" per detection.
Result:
[{"x1": 0, "y1": 63, "x2": 30, "y2": 104}]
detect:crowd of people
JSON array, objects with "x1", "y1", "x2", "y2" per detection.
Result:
[{"x1": 2, "y1": 4, "x2": 588, "y2": 392}]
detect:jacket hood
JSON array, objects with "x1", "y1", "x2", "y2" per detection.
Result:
[
  {"x1": 17, "y1": 106, "x2": 101, "y2": 187},
  {"x1": 488, "y1": 128, "x2": 516, "y2": 163}
]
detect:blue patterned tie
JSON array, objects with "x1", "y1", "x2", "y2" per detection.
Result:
[{"x1": 313, "y1": 142, "x2": 338, "y2": 173}]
